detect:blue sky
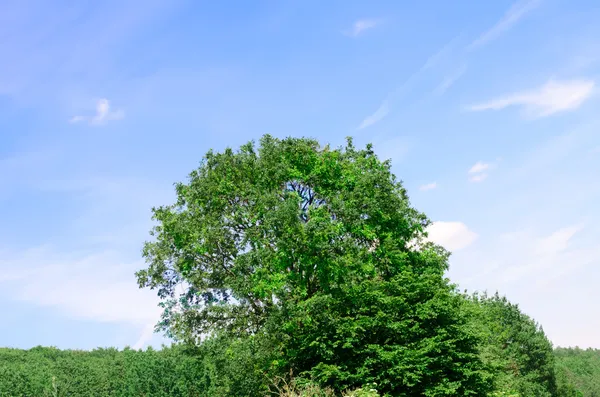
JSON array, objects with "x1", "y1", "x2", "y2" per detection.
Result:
[{"x1": 1, "y1": 0, "x2": 599, "y2": 350}]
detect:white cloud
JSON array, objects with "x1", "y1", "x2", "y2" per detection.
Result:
[
  {"x1": 0, "y1": 247, "x2": 161, "y2": 325},
  {"x1": 468, "y1": 79, "x2": 595, "y2": 118},
  {"x1": 419, "y1": 182, "x2": 437, "y2": 191},
  {"x1": 70, "y1": 98, "x2": 124, "y2": 125},
  {"x1": 532, "y1": 224, "x2": 584, "y2": 259},
  {"x1": 426, "y1": 221, "x2": 478, "y2": 251},
  {"x1": 468, "y1": 161, "x2": 493, "y2": 182},
  {"x1": 358, "y1": 100, "x2": 389, "y2": 129},
  {"x1": 469, "y1": 161, "x2": 490, "y2": 174},
  {"x1": 468, "y1": 0, "x2": 542, "y2": 50},
  {"x1": 469, "y1": 173, "x2": 488, "y2": 183},
  {"x1": 346, "y1": 19, "x2": 380, "y2": 37}
]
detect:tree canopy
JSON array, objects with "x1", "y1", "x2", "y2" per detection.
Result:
[
  {"x1": 467, "y1": 292, "x2": 558, "y2": 396},
  {"x1": 136, "y1": 135, "x2": 490, "y2": 395},
  {"x1": 554, "y1": 347, "x2": 600, "y2": 396}
]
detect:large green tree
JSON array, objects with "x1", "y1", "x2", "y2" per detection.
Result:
[{"x1": 136, "y1": 135, "x2": 491, "y2": 395}]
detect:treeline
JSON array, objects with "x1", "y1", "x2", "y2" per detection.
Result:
[
  {"x1": 0, "y1": 294, "x2": 596, "y2": 396},
  {"x1": 0, "y1": 338, "x2": 269, "y2": 396},
  {"x1": 555, "y1": 347, "x2": 600, "y2": 396}
]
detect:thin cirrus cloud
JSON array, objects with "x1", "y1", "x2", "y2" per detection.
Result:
[
  {"x1": 358, "y1": 100, "x2": 389, "y2": 130},
  {"x1": 419, "y1": 182, "x2": 438, "y2": 191},
  {"x1": 433, "y1": 64, "x2": 468, "y2": 96},
  {"x1": 356, "y1": 37, "x2": 462, "y2": 130},
  {"x1": 345, "y1": 18, "x2": 381, "y2": 37},
  {"x1": 478, "y1": 224, "x2": 587, "y2": 286},
  {"x1": 357, "y1": 0, "x2": 541, "y2": 131},
  {"x1": 70, "y1": 98, "x2": 125, "y2": 125},
  {"x1": 467, "y1": 0, "x2": 542, "y2": 51},
  {"x1": 467, "y1": 79, "x2": 595, "y2": 118}
]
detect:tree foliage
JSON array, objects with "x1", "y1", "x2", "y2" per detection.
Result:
[
  {"x1": 554, "y1": 347, "x2": 600, "y2": 396},
  {"x1": 0, "y1": 340, "x2": 270, "y2": 397},
  {"x1": 136, "y1": 135, "x2": 491, "y2": 395},
  {"x1": 466, "y1": 292, "x2": 559, "y2": 396}
]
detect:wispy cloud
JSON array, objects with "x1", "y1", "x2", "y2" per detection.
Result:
[
  {"x1": 0, "y1": 1, "x2": 177, "y2": 107},
  {"x1": 0, "y1": 247, "x2": 161, "y2": 325},
  {"x1": 457, "y1": 223, "x2": 594, "y2": 292},
  {"x1": 345, "y1": 18, "x2": 381, "y2": 37},
  {"x1": 433, "y1": 63, "x2": 468, "y2": 96},
  {"x1": 358, "y1": 100, "x2": 389, "y2": 129},
  {"x1": 70, "y1": 98, "x2": 124, "y2": 125},
  {"x1": 426, "y1": 221, "x2": 478, "y2": 251},
  {"x1": 488, "y1": 224, "x2": 588, "y2": 286},
  {"x1": 0, "y1": 169, "x2": 175, "y2": 349},
  {"x1": 469, "y1": 173, "x2": 488, "y2": 183},
  {"x1": 359, "y1": 0, "x2": 541, "y2": 128},
  {"x1": 467, "y1": 79, "x2": 595, "y2": 118},
  {"x1": 419, "y1": 182, "x2": 438, "y2": 191},
  {"x1": 467, "y1": 0, "x2": 542, "y2": 51},
  {"x1": 469, "y1": 161, "x2": 490, "y2": 174},
  {"x1": 532, "y1": 224, "x2": 584, "y2": 258},
  {"x1": 423, "y1": 36, "x2": 464, "y2": 70},
  {"x1": 453, "y1": 222, "x2": 600, "y2": 348},
  {"x1": 468, "y1": 161, "x2": 493, "y2": 182},
  {"x1": 357, "y1": 36, "x2": 462, "y2": 130}
]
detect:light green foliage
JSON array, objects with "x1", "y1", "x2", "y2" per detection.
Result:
[
  {"x1": 0, "y1": 341, "x2": 268, "y2": 396},
  {"x1": 0, "y1": 345, "x2": 206, "y2": 396},
  {"x1": 466, "y1": 292, "x2": 558, "y2": 397},
  {"x1": 554, "y1": 347, "x2": 600, "y2": 396},
  {"x1": 136, "y1": 135, "x2": 491, "y2": 395}
]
